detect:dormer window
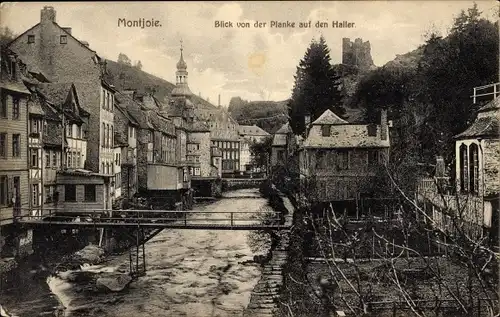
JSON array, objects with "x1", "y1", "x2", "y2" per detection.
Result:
[
  {"x1": 28, "y1": 35, "x2": 35, "y2": 44},
  {"x1": 60, "y1": 35, "x2": 67, "y2": 44},
  {"x1": 10, "y1": 60, "x2": 16, "y2": 80},
  {"x1": 321, "y1": 125, "x2": 331, "y2": 137}
]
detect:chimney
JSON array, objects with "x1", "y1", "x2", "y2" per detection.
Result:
[
  {"x1": 41, "y1": 6, "x2": 56, "y2": 24},
  {"x1": 380, "y1": 109, "x2": 388, "y2": 141},
  {"x1": 62, "y1": 27, "x2": 72, "y2": 35},
  {"x1": 218, "y1": 94, "x2": 221, "y2": 107}
]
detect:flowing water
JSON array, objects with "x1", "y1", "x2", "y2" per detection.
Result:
[{"x1": 1, "y1": 188, "x2": 273, "y2": 317}]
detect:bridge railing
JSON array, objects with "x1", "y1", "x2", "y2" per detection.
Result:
[{"x1": 14, "y1": 208, "x2": 285, "y2": 227}]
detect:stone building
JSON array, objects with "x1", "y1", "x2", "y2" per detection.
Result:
[
  {"x1": 298, "y1": 109, "x2": 390, "y2": 211},
  {"x1": 8, "y1": 6, "x2": 116, "y2": 176}
]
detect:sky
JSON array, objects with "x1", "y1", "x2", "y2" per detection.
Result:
[{"x1": 1, "y1": 1, "x2": 498, "y2": 106}]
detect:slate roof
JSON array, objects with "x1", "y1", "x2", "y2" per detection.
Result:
[
  {"x1": 454, "y1": 98, "x2": 499, "y2": 139},
  {"x1": 0, "y1": 80, "x2": 31, "y2": 94},
  {"x1": 454, "y1": 117, "x2": 499, "y2": 139},
  {"x1": 119, "y1": 93, "x2": 153, "y2": 130},
  {"x1": 311, "y1": 109, "x2": 348, "y2": 125},
  {"x1": 303, "y1": 124, "x2": 390, "y2": 148},
  {"x1": 37, "y1": 83, "x2": 73, "y2": 106},
  {"x1": 239, "y1": 125, "x2": 270, "y2": 136},
  {"x1": 275, "y1": 122, "x2": 292, "y2": 134},
  {"x1": 190, "y1": 121, "x2": 211, "y2": 133}
]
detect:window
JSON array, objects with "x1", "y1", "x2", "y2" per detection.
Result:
[
  {"x1": 10, "y1": 60, "x2": 16, "y2": 80},
  {"x1": 111, "y1": 126, "x2": 114, "y2": 148},
  {"x1": 115, "y1": 173, "x2": 121, "y2": 188},
  {"x1": 65, "y1": 185, "x2": 76, "y2": 201},
  {"x1": 84, "y1": 184, "x2": 96, "y2": 201},
  {"x1": 1, "y1": 94, "x2": 7, "y2": 118},
  {"x1": 12, "y1": 98, "x2": 20, "y2": 120},
  {"x1": 469, "y1": 143, "x2": 479, "y2": 194},
  {"x1": 194, "y1": 167, "x2": 201, "y2": 176},
  {"x1": 459, "y1": 144, "x2": 468, "y2": 192},
  {"x1": 101, "y1": 163, "x2": 105, "y2": 174},
  {"x1": 0, "y1": 176, "x2": 7, "y2": 205},
  {"x1": 60, "y1": 35, "x2": 67, "y2": 44},
  {"x1": 28, "y1": 35, "x2": 35, "y2": 43},
  {"x1": 367, "y1": 150, "x2": 379, "y2": 166},
  {"x1": 45, "y1": 185, "x2": 54, "y2": 203},
  {"x1": 30, "y1": 119, "x2": 40, "y2": 134},
  {"x1": 337, "y1": 150, "x2": 349, "y2": 170},
  {"x1": 30, "y1": 149, "x2": 39, "y2": 167},
  {"x1": 129, "y1": 126, "x2": 133, "y2": 138},
  {"x1": 12, "y1": 134, "x2": 20, "y2": 157},
  {"x1": 0, "y1": 133, "x2": 6, "y2": 157},
  {"x1": 52, "y1": 152, "x2": 57, "y2": 167},
  {"x1": 13, "y1": 176, "x2": 20, "y2": 202},
  {"x1": 321, "y1": 125, "x2": 331, "y2": 137},
  {"x1": 76, "y1": 151, "x2": 81, "y2": 168},
  {"x1": 45, "y1": 152, "x2": 50, "y2": 167},
  {"x1": 32, "y1": 184, "x2": 39, "y2": 206},
  {"x1": 66, "y1": 124, "x2": 72, "y2": 138},
  {"x1": 101, "y1": 123, "x2": 105, "y2": 147}
]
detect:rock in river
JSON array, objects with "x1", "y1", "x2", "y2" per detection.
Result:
[{"x1": 96, "y1": 274, "x2": 132, "y2": 292}]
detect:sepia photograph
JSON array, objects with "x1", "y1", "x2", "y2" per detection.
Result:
[{"x1": 0, "y1": 1, "x2": 499, "y2": 316}]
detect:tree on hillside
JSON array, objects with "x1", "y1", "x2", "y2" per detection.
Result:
[
  {"x1": 117, "y1": 53, "x2": 132, "y2": 66},
  {"x1": 352, "y1": 3, "x2": 498, "y2": 165},
  {"x1": 288, "y1": 36, "x2": 345, "y2": 136},
  {"x1": 134, "y1": 60, "x2": 143, "y2": 70},
  {"x1": 0, "y1": 27, "x2": 16, "y2": 48}
]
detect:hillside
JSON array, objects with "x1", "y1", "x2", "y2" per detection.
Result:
[
  {"x1": 103, "y1": 59, "x2": 218, "y2": 110},
  {"x1": 228, "y1": 97, "x2": 289, "y2": 133}
]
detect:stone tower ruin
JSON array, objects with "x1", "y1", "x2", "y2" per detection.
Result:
[{"x1": 342, "y1": 38, "x2": 374, "y2": 71}]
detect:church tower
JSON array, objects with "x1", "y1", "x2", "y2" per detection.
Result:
[{"x1": 171, "y1": 40, "x2": 193, "y2": 97}]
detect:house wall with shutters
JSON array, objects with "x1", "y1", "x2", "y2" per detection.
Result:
[{"x1": 0, "y1": 89, "x2": 30, "y2": 224}]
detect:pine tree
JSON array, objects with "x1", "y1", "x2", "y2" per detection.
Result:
[{"x1": 288, "y1": 36, "x2": 344, "y2": 135}]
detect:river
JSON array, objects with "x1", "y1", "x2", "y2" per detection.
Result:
[{"x1": 1, "y1": 188, "x2": 273, "y2": 317}]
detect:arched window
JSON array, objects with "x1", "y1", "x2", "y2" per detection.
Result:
[
  {"x1": 459, "y1": 144, "x2": 468, "y2": 192},
  {"x1": 469, "y1": 143, "x2": 479, "y2": 194}
]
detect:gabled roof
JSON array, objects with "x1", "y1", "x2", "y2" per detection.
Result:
[
  {"x1": 311, "y1": 109, "x2": 348, "y2": 125},
  {"x1": 0, "y1": 81, "x2": 31, "y2": 94},
  {"x1": 454, "y1": 98, "x2": 499, "y2": 140},
  {"x1": 28, "y1": 99, "x2": 45, "y2": 116},
  {"x1": 275, "y1": 122, "x2": 292, "y2": 134},
  {"x1": 37, "y1": 83, "x2": 86, "y2": 122},
  {"x1": 239, "y1": 124, "x2": 270, "y2": 136},
  {"x1": 190, "y1": 121, "x2": 211, "y2": 133},
  {"x1": 454, "y1": 117, "x2": 499, "y2": 139}
]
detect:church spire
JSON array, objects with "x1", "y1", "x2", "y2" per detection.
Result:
[
  {"x1": 171, "y1": 38, "x2": 192, "y2": 97},
  {"x1": 176, "y1": 39, "x2": 187, "y2": 71}
]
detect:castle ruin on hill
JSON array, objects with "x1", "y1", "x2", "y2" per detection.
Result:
[{"x1": 342, "y1": 38, "x2": 374, "y2": 71}]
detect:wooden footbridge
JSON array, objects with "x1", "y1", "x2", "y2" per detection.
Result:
[
  {"x1": 14, "y1": 208, "x2": 288, "y2": 230},
  {"x1": 10, "y1": 208, "x2": 289, "y2": 278}
]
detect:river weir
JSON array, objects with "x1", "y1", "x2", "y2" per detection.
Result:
[{"x1": 1, "y1": 189, "x2": 277, "y2": 317}]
